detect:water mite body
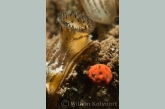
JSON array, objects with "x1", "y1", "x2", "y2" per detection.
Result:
[
  {"x1": 46, "y1": 11, "x2": 95, "y2": 109},
  {"x1": 88, "y1": 64, "x2": 113, "y2": 86}
]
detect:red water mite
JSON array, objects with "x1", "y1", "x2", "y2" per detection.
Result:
[{"x1": 88, "y1": 64, "x2": 113, "y2": 86}]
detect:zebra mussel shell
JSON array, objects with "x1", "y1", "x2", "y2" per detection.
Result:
[{"x1": 80, "y1": 0, "x2": 118, "y2": 25}]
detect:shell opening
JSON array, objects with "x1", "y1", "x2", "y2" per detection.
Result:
[{"x1": 57, "y1": 11, "x2": 95, "y2": 33}]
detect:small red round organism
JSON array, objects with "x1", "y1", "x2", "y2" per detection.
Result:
[{"x1": 88, "y1": 64, "x2": 113, "y2": 86}]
